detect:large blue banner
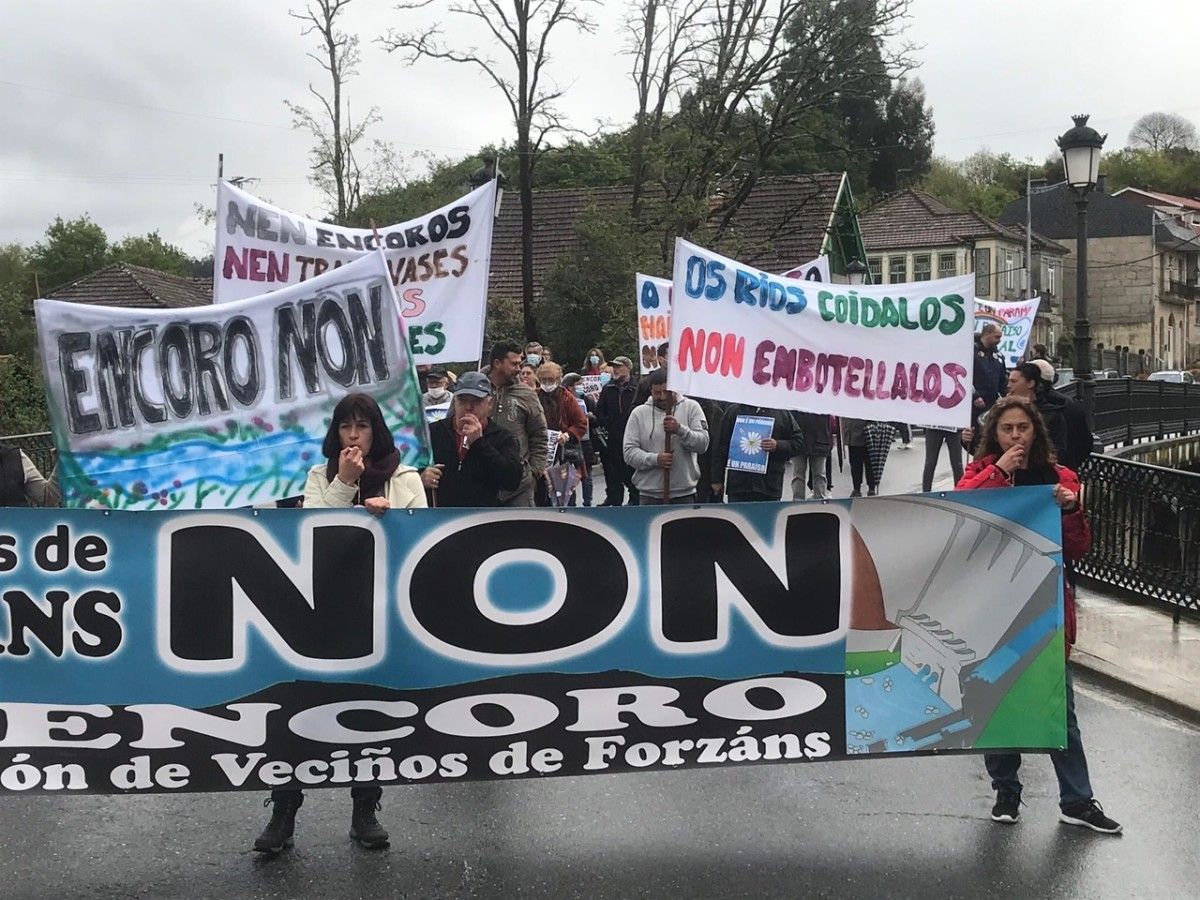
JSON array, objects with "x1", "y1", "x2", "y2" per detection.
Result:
[{"x1": 0, "y1": 490, "x2": 1066, "y2": 795}]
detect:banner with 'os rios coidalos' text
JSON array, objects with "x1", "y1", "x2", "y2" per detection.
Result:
[{"x1": 667, "y1": 239, "x2": 976, "y2": 429}]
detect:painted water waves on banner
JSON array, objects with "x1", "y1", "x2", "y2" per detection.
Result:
[
  {"x1": 35, "y1": 252, "x2": 430, "y2": 510},
  {"x1": 668, "y1": 239, "x2": 976, "y2": 429},
  {"x1": 636, "y1": 273, "x2": 672, "y2": 373},
  {"x1": 213, "y1": 180, "x2": 496, "y2": 363},
  {"x1": 0, "y1": 490, "x2": 1066, "y2": 795},
  {"x1": 975, "y1": 296, "x2": 1042, "y2": 368}
]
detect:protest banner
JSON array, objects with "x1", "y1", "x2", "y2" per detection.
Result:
[
  {"x1": 668, "y1": 239, "x2": 976, "y2": 429},
  {"x1": 35, "y1": 252, "x2": 430, "y2": 510},
  {"x1": 781, "y1": 254, "x2": 831, "y2": 282},
  {"x1": 424, "y1": 401, "x2": 451, "y2": 425},
  {"x1": 636, "y1": 274, "x2": 672, "y2": 373},
  {"x1": 637, "y1": 257, "x2": 828, "y2": 375},
  {"x1": 578, "y1": 374, "x2": 603, "y2": 401},
  {"x1": 726, "y1": 414, "x2": 775, "y2": 474},
  {"x1": 0, "y1": 489, "x2": 1067, "y2": 795},
  {"x1": 975, "y1": 296, "x2": 1042, "y2": 368},
  {"x1": 213, "y1": 180, "x2": 496, "y2": 363}
]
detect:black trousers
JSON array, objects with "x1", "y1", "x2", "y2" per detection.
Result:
[{"x1": 848, "y1": 446, "x2": 876, "y2": 491}]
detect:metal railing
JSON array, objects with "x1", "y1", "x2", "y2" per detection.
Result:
[
  {"x1": 1062, "y1": 378, "x2": 1200, "y2": 449},
  {"x1": 0, "y1": 431, "x2": 56, "y2": 477},
  {"x1": 1076, "y1": 453, "x2": 1200, "y2": 622}
]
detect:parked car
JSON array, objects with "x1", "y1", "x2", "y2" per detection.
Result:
[
  {"x1": 1097, "y1": 369, "x2": 1121, "y2": 379},
  {"x1": 1054, "y1": 367, "x2": 1077, "y2": 387},
  {"x1": 1147, "y1": 370, "x2": 1195, "y2": 384}
]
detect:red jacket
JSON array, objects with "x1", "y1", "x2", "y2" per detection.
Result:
[
  {"x1": 539, "y1": 387, "x2": 588, "y2": 442},
  {"x1": 956, "y1": 455, "x2": 1091, "y2": 651}
]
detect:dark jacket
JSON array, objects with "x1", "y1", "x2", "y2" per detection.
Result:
[
  {"x1": 1034, "y1": 388, "x2": 1071, "y2": 464},
  {"x1": 711, "y1": 405, "x2": 802, "y2": 500},
  {"x1": 0, "y1": 445, "x2": 28, "y2": 507},
  {"x1": 428, "y1": 416, "x2": 523, "y2": 507},
  {"x1": 595, "y1": 378, "x2": 639, "y2": 453},
  {"x1": 973, "y1": 338, "x2": 1008, "y2": 410},
  {"x1": 1053, "y1": 390, "x2": 1094, "y2": 471},
  {"x1": 794, "y1": 413, "x2": 832, "y2": 456}
]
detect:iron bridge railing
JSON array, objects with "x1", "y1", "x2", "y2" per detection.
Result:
[{"x1": 1076, "y1": 453, "x2": 1200, "y2": 623}]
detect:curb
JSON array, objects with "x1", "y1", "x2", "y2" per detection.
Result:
[{"x1": 1071, "y1": 650, "x2": 1200, "y2": 728}]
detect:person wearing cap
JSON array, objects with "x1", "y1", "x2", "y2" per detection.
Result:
[
  {"x1": 487, "y1": 338, "x2": 549, "y2": 507},
  {"x1": 421, "y1": 372, "x2": 523, "y2": 507},
  {"x1": 422, "y1": 369, "x2": 452, "y2": 407},
  {"x1": 1030, "y1": 358, "x2": 1094, "y2": 470},
  {"x1": 596, "y1": 355, "x2": 641, "y2": 505}
]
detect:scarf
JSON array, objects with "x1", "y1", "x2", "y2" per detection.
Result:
[{"x1": 326, "y1": 448, "x2": 401, "y2": 504}]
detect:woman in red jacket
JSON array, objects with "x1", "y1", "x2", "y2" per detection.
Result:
[
  {"x1": 956, "y1": 396, "x2": 1122, "y2": 835},
  {"x1": 534, "y1": 361, "x2": 589, "y2": 505}
]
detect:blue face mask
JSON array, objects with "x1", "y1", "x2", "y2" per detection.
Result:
[
  {"x1": 525, "y1": 354, "x2": 542, "y2": 368},
  {"x1": 574, "y1": 386, "x2": 585, "y2": 397},
  {"x1": 589, "y1": 355, "x2": 600, "y2": 366},
  {"x1": 599, "y1": 372, "x2": 612, "y2": 385}
]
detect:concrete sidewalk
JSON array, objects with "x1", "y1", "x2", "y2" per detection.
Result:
[{"x1": 1073, "y1": 581, "x2": 1200, "y2": 724}]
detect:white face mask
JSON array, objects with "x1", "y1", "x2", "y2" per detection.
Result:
[
  {"x1": 539, "y1": 381, "x2": 559, "y2": 394},
  {"x1": 427, "y1": 387, "x2": 449, "y2": 400}
]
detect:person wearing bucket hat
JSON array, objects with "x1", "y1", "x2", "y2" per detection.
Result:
[
  {"x1": 1030, "y1": 358, "x2": 1094, "y2": 470},
  {"x1": 420, "y1": 371, "x2": 524, "y2": 507}
]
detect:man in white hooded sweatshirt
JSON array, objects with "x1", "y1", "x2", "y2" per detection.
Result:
[{"x1": 623, "y1": 368, "x2": 709, "y2": 504}]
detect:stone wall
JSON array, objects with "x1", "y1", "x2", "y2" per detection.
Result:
[{"x1": 1060, "y1": 234, "x2": 1157, "y2": 353}]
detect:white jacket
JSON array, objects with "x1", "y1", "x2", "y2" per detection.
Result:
[{"x1": 303, "y1": 464, "x2": 428, "y2": 509}]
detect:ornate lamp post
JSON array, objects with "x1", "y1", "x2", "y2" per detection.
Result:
[
  {"x1": 1056, "y1": 114, "x2": 1107, "y2": 423},
  {"x1": 845, "y1": 257, "x2": 868, "y2": 286}
]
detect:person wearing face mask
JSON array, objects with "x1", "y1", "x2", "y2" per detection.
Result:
[
  {"x1": 533, "y1": 361, "x2": 589, "y2": 505},
  {"x1": 623, "y1": 368, "x2": 709, "y2": 505},
  {"x1": 581, "y1": 347, "x2": 606, "y2": 376},
  {"x1": 421, "y1": 369, "x2": 452, "y2": 407},
  {"x1": 524, "y1": 341, "x2": 545, "y2": 370},
  {"x1": 596, "y1": 356, "x2": 641, "y2": 505}
]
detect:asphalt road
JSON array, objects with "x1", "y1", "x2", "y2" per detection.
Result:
[{"x1": 1, "y1": 678, "x2": 1196, "y2": 899}]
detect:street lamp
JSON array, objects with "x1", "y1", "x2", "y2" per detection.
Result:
[
  {"x1": 845, "y1": 257, "x2": 868, "y2": 286},
  {"x1": 1056, "y1": 114, "x2": 1107, "y2": 425},
  {"x1": 469, "y1": 157, "x2": 507, "y2": 219}
]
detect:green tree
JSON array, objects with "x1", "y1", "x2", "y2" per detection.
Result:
[
  {"x1": 0, "y1": 244, "x2": 36, "y2": 360},
  {"x1": 1103, "y1": 147, "x2": 1200, "y2": 196},
  {"x1": 917, "y1": 150, "x2": 1040, "y2": 217},
  {"x1": 28, "y1": 215, "x2": 109, "y2": 293},
  {"x1": 0, "y1": 355, "x2": 49, "y2": 435},
  {"x1": 109, "y1": 231, "x2": 195, "y2": 275}
]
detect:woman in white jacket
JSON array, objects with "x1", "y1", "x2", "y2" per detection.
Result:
[
  {"x1": 301, "y1": 392, "x2": 427, "y2": 515},
  {"x1": 254, "y1": 393, "x2": 423, "y2": 856}
]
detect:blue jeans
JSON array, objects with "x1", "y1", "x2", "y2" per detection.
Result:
[{"x1": 984, "y1": 665, "x2": 1093, "y2": 808}]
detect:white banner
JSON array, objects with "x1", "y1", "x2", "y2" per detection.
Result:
[
  {"x1": 781, "y1": 254, "x2": 832, "y2": 283},
  {"x1": 635, "y1": 273, "x2": 673, "y2": 373},
  {"x1": 667, "y1": 239, "x2": 976, "y2": 429},
  {"x1": 213, "y1": 180, "x2": 496, "y2": 364},
  {"x1": 37, "y1": 252, "x2": 430, "y2": 509},
  {"x1": 974, "y1": 296, "x2": 1042, "y2": 368}
]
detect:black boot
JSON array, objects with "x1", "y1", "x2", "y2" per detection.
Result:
[
  {"x1": 349, "y1": 788, "x2": 389, "y2": 848},
  {"x1": 254, "y1": 791, "x2": 303, "y2": 854}
]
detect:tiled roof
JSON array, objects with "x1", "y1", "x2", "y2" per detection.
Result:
[
  {"x1": 1115, "y1": 186, "x2": 1200, "y2": 212},
  {"x1": 998, "y1": 183, "x2": 1154, "y2": 240},
  {"x1": 46, "y1": 264, "x2": 212, "y2": 308},
  {"x1": 487, "y1": 174, "x2": 846, "y2": 302},
  {"x1": 861, "y1": 189, "x2": 1068, "y2": 254}
]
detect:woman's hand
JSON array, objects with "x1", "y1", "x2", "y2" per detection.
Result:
[
  {"x1": 557, "y1": 431, "x2": 569, "y2": 445},
  {"x1": 338, "y1": 446, "x2": 365, "y2": 485},
  {"x1": 421, "y1": 465, "x2": 444, "y2": 490},
  {"x1": 995, "y1": 444, "x2": 1025, "y2": 474},
  {"x1": 1052, "y1": 483, "x2": 1078, "y2": 511},
  {"x1": 364, "y1": 497, "x2": 390, "y2": 517}
]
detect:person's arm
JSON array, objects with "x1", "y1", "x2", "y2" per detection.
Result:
[
  {"x1": 562, "y1": 393, "x2": 588, "y2": 441},
  {"x1": 623, "y1": 410, "x2": 658, "y2": 470},
  {"x1": 674, "y1": 401, "x2": 710, "y2": 453},
  {"x1": 594, "y1": 387, "x2": 612, "y2": 428},
  {"x1": 771, "y1": 412, "x2": 802, "y2": 459},
  {"x1": 526, "y1": 397, "x2": 549, "y2": 475},
  {"x1": 709, "y1": 406, "x2": 734, "y2": 475},
  {"x1": 955, "y1": 458, "x2": 1010, "y2": 490},
  {"x1": 476, "y1": 431, "x2": 524, "y2": 492},
  {"x1": 20, "y1": 452, "x2": 61, "y2": 507},
  {"x1": 302, "y1": 466, "x2": 357, "y2": 508}
]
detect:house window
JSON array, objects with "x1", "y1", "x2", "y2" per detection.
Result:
[
  {"x1": 913, "y1": 254, "x2": 932, "y2": 281},
  {"x1": 889, "y1": 256, "x2": 908, "y2": 285},
  {"x1": 1044, "y1": 260, "x2": 1056, "y2": 296},
  {"x1": 1004, "y1": 249, "x2": 1016, "y2": 290},
  {"x1": 867, "y1": 256, "x2": 882, "y2": 284},
  {"x1": 938, "y1": 252, "x2": 956, "y2": 278},
  {"x1": 974, "y1": 248, "x2": 991, "y2": 298}
]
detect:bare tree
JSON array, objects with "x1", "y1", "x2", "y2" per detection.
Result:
[
  {"x1": 628, "y1": 1, "x2": 914, "y2": 253},
  {"x1": 286, "y1": 0, "x2": 381, "y2": 223},
  {"x1": 380, "y1": 1, "x2": 597, "y2": 340},
  {"x1": 1128, "y1": 111, "x2": 1198, "y2": 153}
]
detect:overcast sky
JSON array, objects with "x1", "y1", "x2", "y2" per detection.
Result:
[{"x1": 3, "y1": 0, "x2": 1197, "y2": 259}]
